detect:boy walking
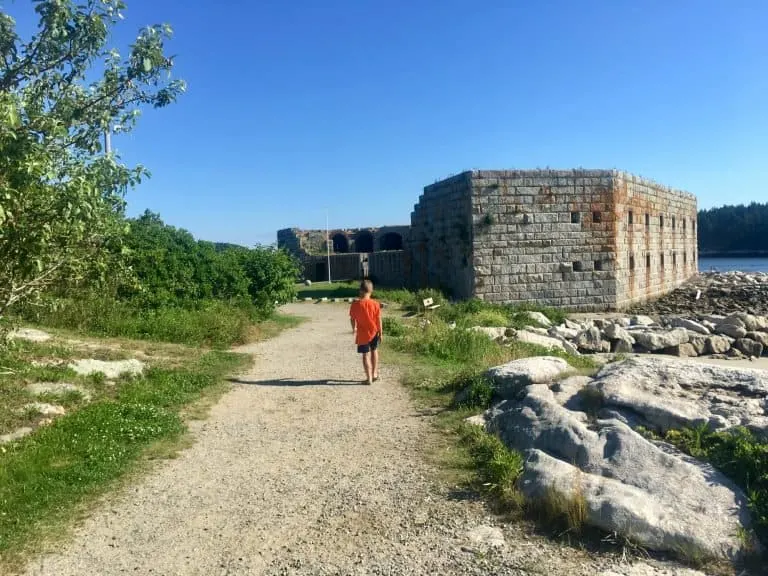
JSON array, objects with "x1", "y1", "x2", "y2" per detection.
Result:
[{"x1": 349, "y1": 279, "x2": 383, "y2": 385}]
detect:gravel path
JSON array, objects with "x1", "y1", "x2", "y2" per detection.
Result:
[{"x1": 23, "y1": 304, "x2": 690, "y2": 576}]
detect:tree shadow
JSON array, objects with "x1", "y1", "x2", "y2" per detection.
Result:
[{"x1": 228, "y1": 377, "x2": 367, "y2": 387}]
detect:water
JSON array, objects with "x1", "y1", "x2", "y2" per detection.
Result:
[{"x1": 698, "y1": 257, "x2": 768, "y2": 273}]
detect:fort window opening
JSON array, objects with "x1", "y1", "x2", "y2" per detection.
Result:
[
  {"x1": 331, "y1": 233, "x2": 349, "y2": 253},
  {"x1": 645, "y1": 213, "x2": 650, "y2": 227},
  {"x1": 660, "y1": 254, "x2": 665, "y2": 268},
  {"x1": 594, "y1": 260, "x2": 604, "y2": 271},
  {"x1": 673, "y1": 252, "x2": 677, "y2": 267},
  {"x1": 646, "y1": 254, "x2": 651, "y2": 268},
  {"x1": 659, "y1": 214, "x2": 664, "y2": 228},
  {"x1": 683, "y1": 220, "x2": 687, "y2": 232},
  {"x1": 573, "y1": 261, "x2": 584, "y2": 272},
  {"x1": 628, "y1": 211, "x2": 634, "y2": 225},
  {"x1": 379, "y1": 232, "x2": 403, "y2": 251},
  {"x1": 593, "y1": 211, "x2": 602, "y2": 223},
  {"x1": 692, "y1": 220, "x2": 696, "y2": 233},
  {"x1": 629, "y1": 254, "x2": 635, "y2": 270},
  {"x1": 684, "y1": 252, "x2": 688, "y2": 265},
  {"x1": 354, "y1": 230, "x2": 374, "y2": 253},
  {"x1": 672, "y1": 216, "x2": 676, "y2": 230},
  {"x1": 571, "y1": 212, "x2": 581, "y2": 224}
]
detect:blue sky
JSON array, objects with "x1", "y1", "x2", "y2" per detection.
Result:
[{"x1": 9, "y1": 0, "x2": 768, "y2": 246}]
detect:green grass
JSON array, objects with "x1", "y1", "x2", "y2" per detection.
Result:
[
  {"x1": 13, "y1": 297, "x2": 300, "y2": 348},
  {"x1": 662, "y1": 425, "x2": 768, "y2": 548},
  {"x1": 0, "y1": 349, "x2": 250, "y2": 570}
]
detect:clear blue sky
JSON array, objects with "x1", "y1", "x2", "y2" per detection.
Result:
[{"x1": 9, "y1": 0, "x2": 768, "y2": 246}]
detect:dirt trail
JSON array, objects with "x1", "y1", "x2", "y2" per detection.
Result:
[{"x1": 24, "y1": 304, "x2": 668, "y2": 575}]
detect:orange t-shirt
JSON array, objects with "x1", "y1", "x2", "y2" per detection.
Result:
[{"x1": 349, "y1": 298, "x2": 381, "y2": 345}]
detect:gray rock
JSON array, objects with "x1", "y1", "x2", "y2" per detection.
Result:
[
  {"x1": 486, "y1": 356, "x2": 572, "y2": 398},
  {"x1": 598, "y1": 563, "x2": 705, "y2": 576},
  {"x1": 615, "y1": 317, "x2": 632, "y2": 328},
  {"x1": 705, "y1": 335, "x2": 732, "y2": 355},
  {"x1": 464, "y1": 414, "x2": 487, "y2": 427},
  {"x1": 561, "y1": 340, "x2": 580, "y2": 356},
  {"x1": 489, "y1": 382, "x2": 751, "y2": 559},
  {"x1": 688, "y1": 335, "x2": 708, "y2": 356},
  {"x1": 525, "y1": 326, "x2": 551, "y2": 336},
  {"x1": 564, "y1": 319, "x2": 583, "y2": 331},
  {"x1": 611, "y1": 337, "x2": 634, "y2": 354},
  {"x1": 68, "y1": 359, "x2": 145, "y2": 379},
  {"x1": 469, "y1": 326, "x2": 507, "y2": 341},
  {"x1": 746, "y1": 331, "x2": 768, "y2": 352},
  {"x1": 511, "y1": 329, "x2": 567, "y2": 352},
  {"x1": 715, "y1": 316, "x2": 748, "y2": 339},
  {"x1": 735, "y1": 338, "x2": 763, "y2": 358},
  {"x1": 603, "y1": 323, "x2": 635, "y2": 343},
  {"x1": 633, "y1": 328, "x2": 689, "y2": 352},
  {"x1": 304, "y1": 279, "x2": 312, "y2": 286},
  {"x1": 661, "y1": 343, "x2": 698, "y2": 358},
  {"x1": 727, "y1": 347, "x2": 745, "y2": 359},
  {"x1": 631, "y1": 315, "x2": 656, "y2": 327},
  {"x1": 575, "y1": 327, "x2": 604, "y2": 353},
  {"x1": 523, "y1": 311, "x2": 552, "y2": 328},
  {"x1": 589, "y1": 356, "x2": 768, "y2": 433},
  {"x1": 550, "y1": 325, "x2": 580, "y2": 340},
  {"x1": 669, "y1": 318, "x2": 710, "y2": 335}
]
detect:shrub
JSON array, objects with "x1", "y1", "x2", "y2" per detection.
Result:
[
  {"x1": 460, "y1": 424, "x2": 524, "y2": 506},
  {"x1": 382, "y1": 317, "x2": 407, "y2": 338},
  {"x1": 452, "y1": 373, "x2": 495, "y2": 409}
]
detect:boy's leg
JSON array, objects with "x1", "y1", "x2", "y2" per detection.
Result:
[
  {"x1": 371, "y1": 349, "x2": 379, "y2": 380},
  {"x1": 362, "y1": 352, "x2": 372, "y2": 383}
]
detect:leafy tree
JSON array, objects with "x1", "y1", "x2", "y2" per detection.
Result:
[{"x1": 0, "y1": 0, "x2": 184, "y2": 323}]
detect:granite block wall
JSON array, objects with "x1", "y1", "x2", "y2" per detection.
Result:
[{"x1": 613, "y1": 172, "x2": 698, "y2": 308}]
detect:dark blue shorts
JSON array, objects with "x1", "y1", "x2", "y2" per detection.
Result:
[{"x1": 357, "y1": 333, "x2": 380, "y2": 354}]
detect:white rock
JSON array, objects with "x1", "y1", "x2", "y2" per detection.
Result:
[
  {"x1": 522, "y1": 311, "x2": 552, "y2": 328},
  {"x1": 550, "y1": 325, "x2": 579, "y2": 340},
  {"x1": 631, "y1": 315, "x2": 656, "y2": 327},
  {"x1": 466, "y1": 525, "x2": 505, "y2": 548},
  {"x1": 669, "y1": 318, "x2": 710, "y2": 335},
  {"x1": 511, "y1": 329, "x2": 567, "y2": 352},
  {"x1": 598, "y1": 564, "x2": 705, "y2": 576},
  {"x1": 469, "y1": 326, "x2": 507, "y2": 341},
  {"x1": 486, "y1": 356, "x2": 571, "y2": 398},
  {"x1": 464, "y1": 414, "x2": 487, "y2": 427},
  {"x1": 27, "y1": 382, "x2": 92, "y2": 401},
  {"x1": 633, "y1": 328, "x2": 689, "y2": 352},
  {"x1": 8, "y1": 328, "x2": 52, "y2": 342},
  {"x1": 68, "y1": 359, "x2": 144, "y2": 379}
]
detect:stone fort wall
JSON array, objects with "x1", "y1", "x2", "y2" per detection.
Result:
[{"x1": 408, "y1": 170, "x2": 697, "y2": 311}]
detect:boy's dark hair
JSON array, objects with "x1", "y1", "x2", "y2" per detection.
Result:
[{"x1": 359, "y1": 279, "x2": 373, "y2": 295}]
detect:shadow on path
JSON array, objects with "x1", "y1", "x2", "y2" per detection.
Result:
[{"x1": 228, "y1": 377, "x2": 367, "y2": 387}]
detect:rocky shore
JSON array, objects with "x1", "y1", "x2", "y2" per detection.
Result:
[{"x1": 629, "y1": 271, "x2": 768, "y2": 316}]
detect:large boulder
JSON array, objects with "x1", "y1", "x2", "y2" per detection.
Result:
[
  {"x1": 574, "y1": 326, "x2": 605, "y2": 353},
  {"x1": 661, "y1": 343, "x2": 698, "y2": 358},
  {"x1": 523, "y1": 311, "x2": 552, "y2": 328},
  {"x1": 669, "y1": 317, "x2": 710, "y2": 335},
  {"x1": 588, "y1": 356, "x2": 768, "y2": 434},
  {"x1": 715, "y1": 316, "x2": 748, "y2": 339},
  {"x1": 488, "y1": 381, "x2": 752, "y2": 560},
  {"x1": 549, "y1": 325, "x2": 579, "y2": 340},
  {"x1": 688, "y1": 335, "x2": 708, "y2": 356},
  {"x1": 604, "y1": 324, "x2": 635, "y2": 354},
  {"x1": 485, "y1": 357, "x2": 571, "y2": 398},
  {"x1": 511, "y1": 329, "x2": 568, "y2": 352},
  {"x1": 68, "y1": 359, "x2": 145, "y2": 379},
  {"x1": 633, "y1": 328, "x2": 689, "y2": 352},
  {"x1": 734, "y1": 337, "x2": 764, "y2": 358},
  {"x1": 705, "y1": 335, "x2": 732, "y2": 355},
  {"x1": 746, "y1": 331, "x2": 768, "y2": 352},
  {"x1": 631, "y1": 315, "x2": 656, "y2": 327},
  {"x1": 469, "y1": 326, "x2": 507, "y2": 341}
]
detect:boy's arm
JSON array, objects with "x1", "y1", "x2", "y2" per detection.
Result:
[
  {"x1": 349, "y1": 306, "x2": 356, "y2": 333},
  {"x1": 378, "y1": 303, "x2": 383, "y2": 340}
]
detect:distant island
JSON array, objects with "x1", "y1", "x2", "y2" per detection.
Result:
[{"x1": 698, "y1": 202, "x2": 768, "y2": 256}]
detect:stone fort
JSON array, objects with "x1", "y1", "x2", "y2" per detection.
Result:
[{"x1": 278, "y1": 169, "x2": 698, "y2": 311}]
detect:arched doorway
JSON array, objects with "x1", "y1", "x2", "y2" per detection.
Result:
[
  {"x1": 355, "y1": 230, "x2": 374, "y2": 253},
  {"x1": 379, "y1": 232, "x2": 403, "y2": 251},
  {"x1": 332, "y1": 233, "x2": 349, "y2": 253}
]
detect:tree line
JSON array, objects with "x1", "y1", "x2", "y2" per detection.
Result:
[{"x1": 698, "y1": 202, "x2": 768, "y2": 255}]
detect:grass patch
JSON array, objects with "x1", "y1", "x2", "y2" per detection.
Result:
[
  {"x1": 0, "y1": 349, "x2": 250, "y2": 570},
  {"x1": 14, "y1": 297, "x2": 284, "y2": 348},
  {"x1": 662, "y1": 425, "x2": 768, "y2": 547}
]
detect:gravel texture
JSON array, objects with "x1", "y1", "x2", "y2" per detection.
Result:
[{"x1": 23, "y1": 304, "x2": 695, "y2": 576}]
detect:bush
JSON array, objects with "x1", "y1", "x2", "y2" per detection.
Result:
[
  {"x1": 390, "y1": 320, "x2": 504, "y2": 365},
  {"x1": 452, "y1": 373, "x2": 495, "y2": 409},
  {"x1": 460, "y1": 424, "x2": 524, "y2": 506},
  {"x1": 382, "y1": 317, "x2": 407, "y2": 337}
]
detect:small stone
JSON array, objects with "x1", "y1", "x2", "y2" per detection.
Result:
[
  {"x1": 27, "y1": 382, "x2": 92, "y2": 401},
  {"x1": 466, "y1": 525, "x2": 505, "y2": 548},
  {"x1": 631, "y1": 315, "x2": 656, "y2": 327},
  {"x1": 523, "y1": 311, "x2": 552, "y2": 328},
  {"x1": 705, "y1": 335, "x2": 732, "y2": 355},
  {"x1": 661, "y1": 343, "x2": 698, "y2": 358},
  {"x1": 734, "y1": 338, "x2": 764, "y2": 358},
  {"x1": 0, "y1": 427, "x2": 33, "y2": 444},
  {"x1": 68, "y1": 359, "x2": 144, "y2": 379},
  {"x1": 17, "y1": 402, "x2": 66, "y2": 417},
  {"x1": 8, "y1": 328, "x2": 52, "y2": 342}
]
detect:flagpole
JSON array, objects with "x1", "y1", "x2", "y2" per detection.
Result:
[{"x1": 326, "y1": 210, "x2": 332, "y2": 284}]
